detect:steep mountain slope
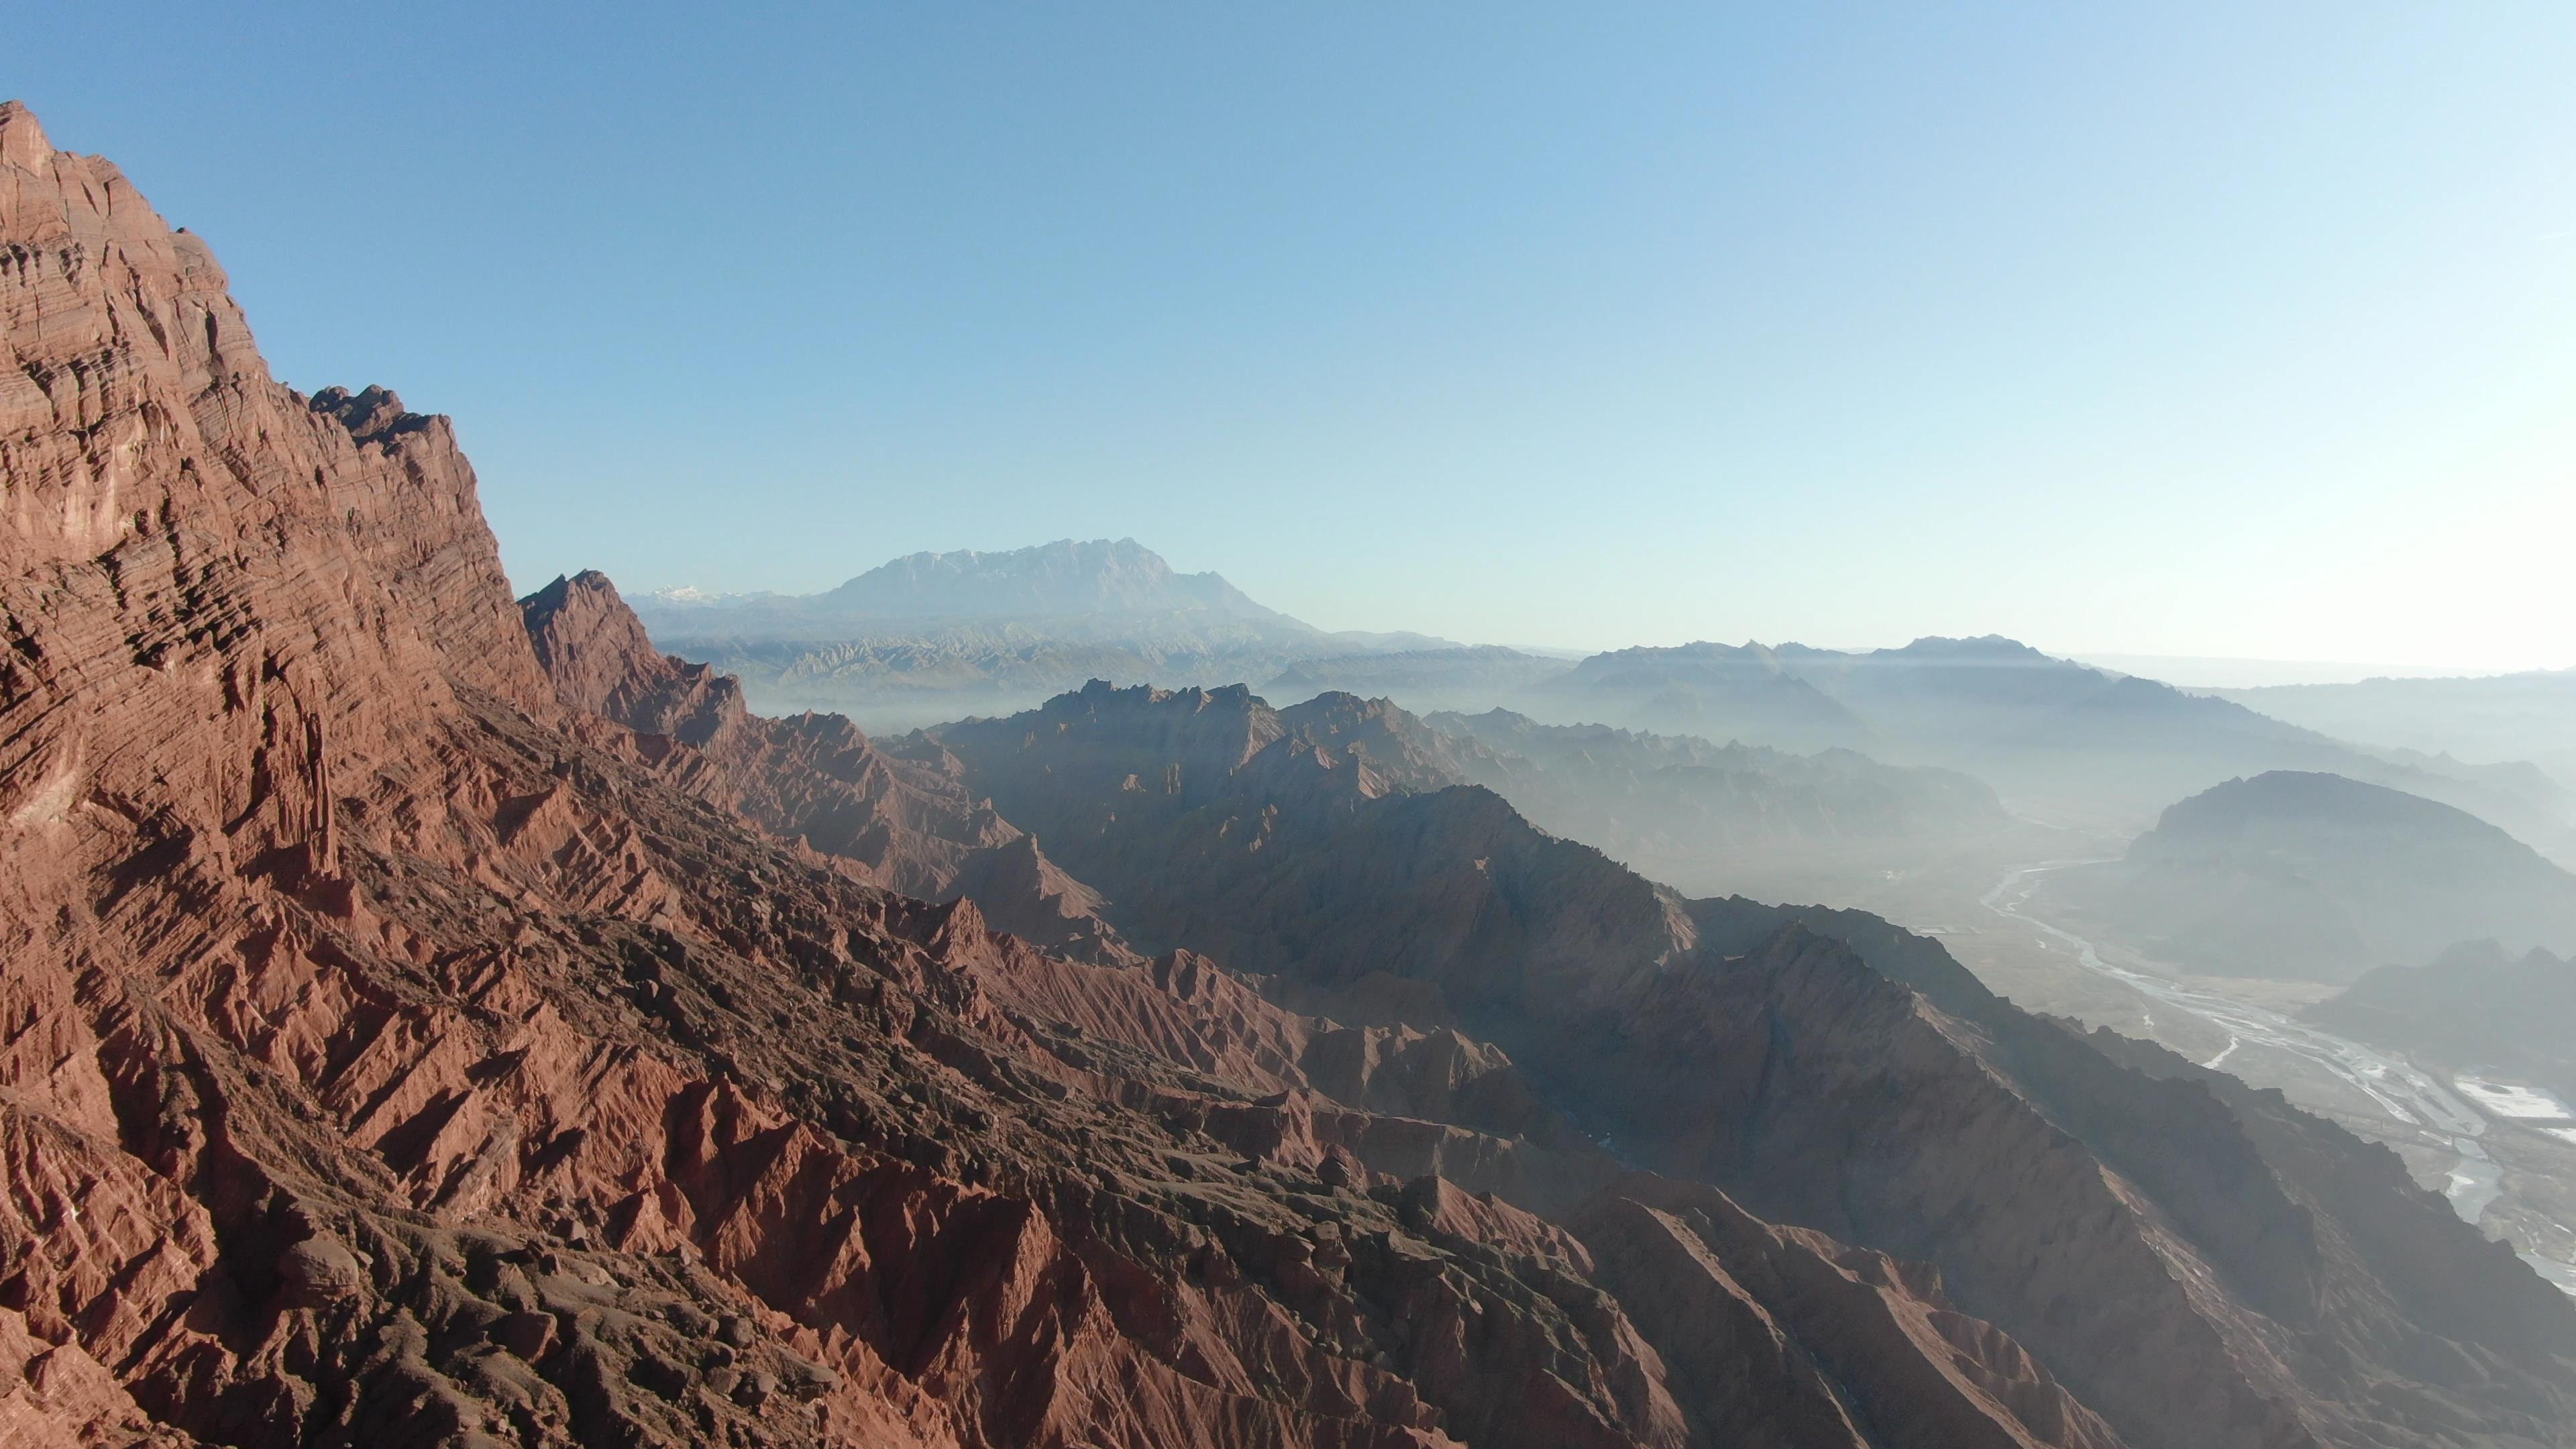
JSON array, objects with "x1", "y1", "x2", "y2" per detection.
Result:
[
  {"x1": 930, "y1": 683, "x2": 2576, "y2": 1449},
  {"x1": 2045, "y1": 772, "x2": 2576, "y2": 983},
  {"x1": 1421, "y1": 708, "x2": 2035, "y2": 903},
  {"x1": 2308, "y1": 942, "x2": 2576, "y2": 1103},
  {"x1": 0, "y1": 101, "x2": 2150, "y2": 1449}
]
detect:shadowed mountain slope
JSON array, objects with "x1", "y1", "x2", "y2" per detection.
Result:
[
  {"x1": 1264, "y1": 648, "x2": 1580, "y2": 717},
  {"x1": 930, "y1": 682, "x2": 2576, "y2": 1449},
  {"x1": 1534, "y1": 643, "x2": 1871, "y2": 753}
]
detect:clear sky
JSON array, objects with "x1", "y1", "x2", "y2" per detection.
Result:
[{"x1": 13, "y1": 4, "x2": 2574, "y2": 669}]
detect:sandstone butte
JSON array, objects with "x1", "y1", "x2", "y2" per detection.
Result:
[{"x1": 1, "y1": 99, "x2": 2571, "y2": 1449}]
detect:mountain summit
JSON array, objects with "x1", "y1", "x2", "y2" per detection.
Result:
[
  {"x1": 633, "y1": 539, "x2": 1458, "y2": 729},
  {"x1": 818, "y1": 537, "x2": 1288, "y2": 621}
]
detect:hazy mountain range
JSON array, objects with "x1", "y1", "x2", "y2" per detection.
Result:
[
  {"x1": 2216, "y1": 668, "x2": 2576, "y2": 784},
  {"x1": 1419, "y1": 707, "x2": 2045, "y2": 904},
  {"x1": 1529, "y1": 636, "x2": 2572, "y2": 847},
  {"x1": 641, "y1": 548, "x2": 2575, "y2": 855},
  {"x1": 657, "y1": 537, "x2": 1301, "y2": 629}
]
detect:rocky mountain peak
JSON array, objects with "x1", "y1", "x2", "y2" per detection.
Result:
[
  {"x1": 308, "y1": 382, "x2": 433, "y2": 442},
  {"x1": 521, "y1": 568, "x2": 670, "y2": 717},
  {"x1": 1882, "y1": 633, "x2": 2060, "y2": 661},
  {"x1": 0, "y1": 100, "x2": 52, "y2": 172},
  {"x1": 817, "y1": 535, "x2": 1287, "y2": 622}
]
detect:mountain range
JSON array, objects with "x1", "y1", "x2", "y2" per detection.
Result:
[
  {"x1": 643, "y1": 547, "x2": 2576, "y2": 861},
  {"x1": 916, "y1": 681, "x2": 2576, "y2": 1448},
  {"x1": 661, "y1": 537, "x2": 1296, "y2": 628},
  {"x1": 1499, "y1": 636, "x2": 2573, "y2": 851},
  {"x1": 6, "y1": 99, "x2": 2574, "y2": 1449},
  {"x1": 1417, "y1": 708, "x2": 2041, "y2": 904},
  {"x1": 2216, "y1": 668, "x2": 2576, "y2": 786}
]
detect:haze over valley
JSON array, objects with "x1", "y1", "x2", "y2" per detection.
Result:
[{"x1": 637, "y1": 525, "x2": 2576, "y2": 1316}]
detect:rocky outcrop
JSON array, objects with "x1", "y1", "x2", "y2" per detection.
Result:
[
  {"x1": 1, "y1": 101, "x2": 2143, "y2": 1449},
  {"x1": 521, "y1": 570, "x2": 1121, "y2": 958}
]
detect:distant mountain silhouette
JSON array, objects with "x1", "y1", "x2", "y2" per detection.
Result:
[
  {"x1": 1265, "y1": 645, "x2": 1577, "y2": 714},
  {"x1": 1424, "y1": 707, "x2": 2040, "y2": 903},
  {"x1": 1538, "y1": 641, "x2": 1871, "y2": 752},
  {"x1": 2218, "y1": 667, "x2": 2576, "y2": 783},
  {"x1": 648, "y1": 572, "x2": 2573, "y2": 847},
  {"x1": 643, "y1": 537, "x2": 1319, "y2": 639},
  {"x1": 814, "y1": 537, "x2": 1289, "y2": 621},
  {"x1": 635, "y1": 539, "x2": 1452, "y2": 728},
  {"x1": 2049, "y1": 771, "x2": 2576, "y2": 983},
  {"x1": 1540, "y1": 635, "x2": 2573, "y2": 840}
]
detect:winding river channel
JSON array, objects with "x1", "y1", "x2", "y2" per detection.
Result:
[{"x1": 1980, "y1": 861, "x2": 2576, "y2": 1295}]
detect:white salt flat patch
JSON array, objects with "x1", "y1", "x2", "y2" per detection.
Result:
[
  {"x1": 2545, "y1": 1127, "x2": 2576, "y2": 1147},
  {"x1": 2453, "y1": 1075, "x2": 2574, "y2": 1121}
]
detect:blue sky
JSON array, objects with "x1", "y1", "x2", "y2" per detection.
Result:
[{"x1": 13, "y1": 4, "x2": 2574, "y2": 667}]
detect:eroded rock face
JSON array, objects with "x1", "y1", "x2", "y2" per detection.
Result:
[
  {"x1": 520, "y1": 570, "x2": 1122, "y2": 959},
  {"x1": 1572, "y1": 1181, "x2": 2127, "y2": 1449},
  {"x1": 0, "y1": 101, "x2": 2134, "y2": 1449}
]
